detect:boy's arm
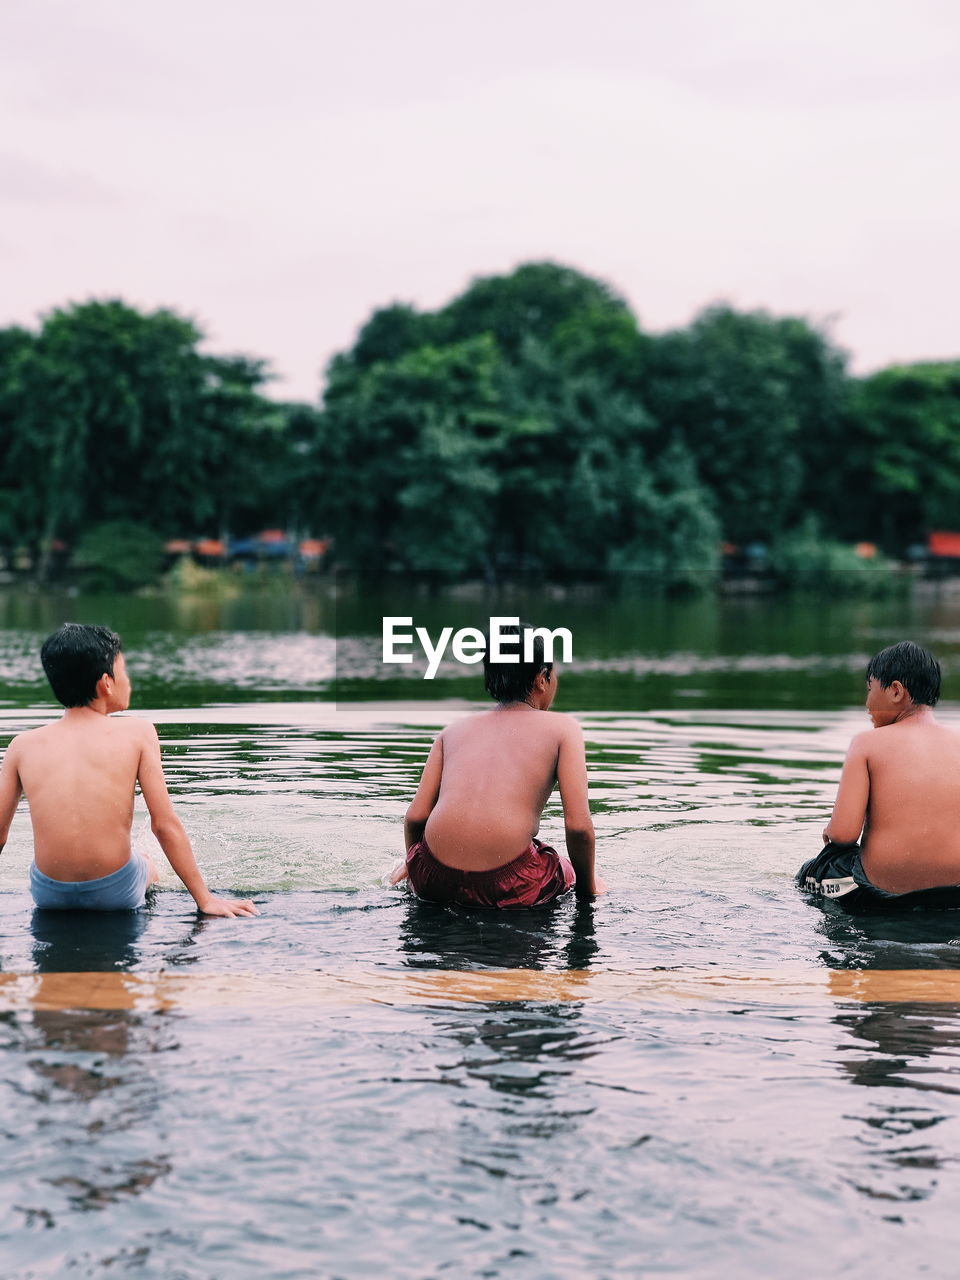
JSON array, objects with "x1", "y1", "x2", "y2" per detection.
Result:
[
  {"x1": 391, "y1": 735, "x2": 443, "y2": 884},
  {"x1": 822, "y1": 734, "x2": 870, "y2": 845},
  {"x1": 556, "y1": 719, "x2": 605, "y2": 896},
  {"x1": 136, "y1": 724, "x2": 258, "y2": 917},
  {"x1": 0, "y1": 739, "x2": 23, "y2": 855}
]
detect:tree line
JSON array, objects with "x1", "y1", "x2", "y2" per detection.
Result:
[{"x1": 2, "y1": 263, "x2": 958, "y2": 587}]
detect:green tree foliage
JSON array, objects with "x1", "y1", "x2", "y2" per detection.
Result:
[
  {"x1": 767, "y1": 514, "x2": 897, "y2": 596},
  {"x1": 488, "y1": 340, "x2": 662, "y2": 576},
  {"x1": 0, "y1": 301, "x2": 294, "y2": 574},
  {"x1": 347, "y1": 304, "x2": 439, "y2": 373},
  {"x1": 308, "y1": 265, "x2": 874, "y2": 587},
  {"x1": 643, "y1": 306, "x2": 848, "y2": 543},
  {"x1": 0, "y1": 326, "x2": 39, "y2": 552},
  {"x1": 551, "y1": 303, "x2": 652, "y2": 389},
  {"x1": 439, "y1": 261, "x2": 632, "y2": 359},
  {"x1": 844, "y1": 362, "x2": 960, "y2": 549},
  {"x1": 312, "y1": 264, "x2": 721, "y2": 587},
  {"x1": 605, "y1": 443, "x2": 722, "y2": 591},
  {"x1": 1, "y1": 263, "x2": 955, "y2": 590},
  {"x1": 73, "y1": 520, "x2": 167, "y2": 591},
  {"x1": 316, "y1": 336, "x2": 505, "y2": 577}
]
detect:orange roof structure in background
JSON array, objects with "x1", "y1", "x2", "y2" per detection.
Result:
[
  {"x1": 165, "y1": 539, "x2": 192, "y2": 554},
  {"x1": 299, "y1": 539, "x2": 329, "y2": 557},
  {"x1": 928, "y1": 532, "x2": 960, "y2": 557},
  {"x1": 258, "y1": 529, "x2": 287, "y2": 544},
  {"x1": 194, "y1": 538, "x2": 226, "y2": 557}
]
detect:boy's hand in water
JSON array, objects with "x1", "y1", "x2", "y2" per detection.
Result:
[
  {"x1": 575, "y1": 876, "x2": 608, "y2": 897},
  {"x1": 196, "y1": 894, "x2": 259, "y2": 917}
]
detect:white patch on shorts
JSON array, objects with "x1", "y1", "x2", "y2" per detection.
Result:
[{"x1": 805, "y1": 874, "x2": 857, "y2": 898}]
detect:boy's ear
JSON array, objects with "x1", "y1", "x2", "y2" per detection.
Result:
[{"x1": 889, "y1": 679, "x2": 907, "y2": 701}]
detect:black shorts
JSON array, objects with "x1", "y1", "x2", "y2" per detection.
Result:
[{"x1": 796, "y1": 842, "x2": 960, "y2": 913}]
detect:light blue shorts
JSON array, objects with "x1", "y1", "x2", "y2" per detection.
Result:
[{"x1": 30, "y1": 853, "x2": 153, "y2": 911}]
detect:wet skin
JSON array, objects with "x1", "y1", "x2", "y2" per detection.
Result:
[
  {"x1": 396, "y1": 667, "x2": 605, "y2": 895},
  {"x1": 0, "y1": 653, "x2": 258, "y2": 917},
  {"x1": 824, "y1": 677, "x2": 960, "y2": 892}
]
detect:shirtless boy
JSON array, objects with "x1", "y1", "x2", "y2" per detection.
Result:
[
  {"x1": 0, "y1": 623, "x2": 258, "y2": 916},
  {"x1": 797, "y1": 640, "x2": 960, "y2": 906},
  {"x1": 391, "y1": 621, "x2": 605, "y2": 907}
]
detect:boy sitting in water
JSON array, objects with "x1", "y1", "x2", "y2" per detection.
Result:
[
  {"x1": 391, "y1": 621, "x2": 605, "y2": 907},
  {"x1": 798, "y1": 640, "x2": 960, "y2": 905},
  {"x1": 0, "y1": 623, "x2": 258, "y2": 916}
]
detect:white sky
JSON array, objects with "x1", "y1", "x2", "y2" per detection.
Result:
[{"x1": 2, "y1": 0, "x2": 959, "y2": 401}]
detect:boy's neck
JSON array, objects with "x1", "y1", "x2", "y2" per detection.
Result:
[
  {"x1": 63, "y1": 699, "x2": 112, "y2": 720},
  {"x1": 893, "y1": 702, "x2": 935, "y2": 725}
]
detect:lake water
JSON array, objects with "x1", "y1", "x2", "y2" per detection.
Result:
[{"x1": 4, "y1": 583, "x2": 960, "y2": 1278}]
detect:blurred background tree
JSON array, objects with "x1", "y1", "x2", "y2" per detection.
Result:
[
  {"x1": 843, "y1": 362, "x2": 960, "y2": 549},
  {"x1": 0, "y1": 300, "x2": 297, "y2": 577},
  {"x1": 640, "y1": 305, "x2": 848, "y2": 544},
  {"x1": 1, "y1": 264, "x2": 956, "y2": 590}
]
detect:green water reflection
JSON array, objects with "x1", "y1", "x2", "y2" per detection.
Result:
[{"x1": 4, "y1": 581, "x2": 960, "y2": 711}]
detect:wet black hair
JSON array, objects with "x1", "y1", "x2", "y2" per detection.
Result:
[
  {"x1": 40, "y1": 623, "x2": 123, "y2": 707},
  {"x1": 482, "y1": 621, "x2": 553, "y2": 704},
  {"x1": 866, "y1": 640, "x2": 940, "y2": 707}
]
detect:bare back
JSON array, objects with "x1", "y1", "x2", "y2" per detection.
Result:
[
  {"x1": 421, "y1": 706, "x2": 576, "y2": 869},
  {"x1": 861, "y1": 719, "x2": 960, "y2": 890},
  {"x1": 831, "y1": 714, "x2": 960, "y2": 892},
  {"x1": 10, "y1": 711, "x2": 147, "y2": 880}
]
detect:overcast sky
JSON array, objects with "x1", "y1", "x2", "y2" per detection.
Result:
[{"x1": 3, "y1": 0, "x2": 959, "y2": 401}]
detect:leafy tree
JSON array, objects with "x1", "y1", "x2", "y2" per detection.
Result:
[
  {"x1": 192, "y1": 355, "x2": 297, "y2": 537},
  {"x1": 316, "y1": 336, "x2": 505, "y2": 575},
  {"x1": 0, "y1": 300, "x2": 288, "y2": 574},
  {"x1": 846, "y1": 361, "x2": 960, "y2": 548},
  {"x1": 349, "y1": 304, "x2": 439, "y2": 372},
  {"x1": 643, "y1": 306, "x2": 848, "y2": 544},
  {"x1": 311, "y1": 263, "x2": 724, "y2": 585},
  {"x1": 487, "y1": 339, "x2": 658, "y2": 575},
  {"x1": 0, "y1": 326, "x2": 39, "y2": 557},
  {"x1": 606, "y1": 442, "x2": 722, "y2": 591},
  {"x1": 550, "y1": 303, "x2": 652, "y2": 390},
  {"x1": 439, "y1": 261, "x2": 632, "y2": 359},
  {"x1": 7, "y1": 259, "x2": 951, "y2": 592},
  {"x1": 73, "y1": 520, "x2": 167, "y2": 591},
  {"x1": 768, "y1": 514, "x2": 897, "y2": 596}
]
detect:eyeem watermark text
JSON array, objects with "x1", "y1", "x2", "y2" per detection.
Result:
[{"x1": 383, "y1": 616, "x2": 573, "y2": 680}]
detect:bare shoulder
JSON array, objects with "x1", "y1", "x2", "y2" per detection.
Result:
[
  {"x1": 109, "y1": 716, "x2": 160, "y2": 758},
  {"x1": 432, "y1": 720, "x2": 457, "y2": 746},
  {"x1": 544, "y1": 710, "x2": 584, "y2": 742},
  {"x1": 116, "y1": 714, "x2": 158, "y2": 740},
  {"x1": 853, "y1": 722, "x2": 937, "y2": 761},
  {"x1": 847, "y1": 727, "x2": 882, "y2": 759},
  {"x1": 444, "y1": 708, "x2": 502, "y2": 738},
  {"x1": 104, "y1": 716, "x2": 152, "y2": 737},
  {"x1": 546, "y1": 709, "x2": 580, "y2": 728},
  {"x1": 4, "y1": 723, "x2": 53, "y2": 761}
]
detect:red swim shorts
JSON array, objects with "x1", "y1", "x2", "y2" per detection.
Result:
[{"x1": 405, "y1": 837, "x2": 575, "y2": 909}]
